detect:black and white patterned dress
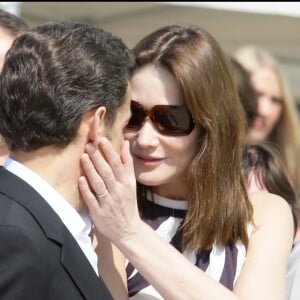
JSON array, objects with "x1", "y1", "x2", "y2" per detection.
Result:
[{"x1": 126, "y1": 193, "x2": 249, "y2": 299}]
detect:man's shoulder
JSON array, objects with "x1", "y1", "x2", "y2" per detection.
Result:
[
  {"x1": 0, "y1": 191, "x2": 12, "y2": 218},
  {"x1": 0, "y1": 193, "x2": 45, "y2": 237}
]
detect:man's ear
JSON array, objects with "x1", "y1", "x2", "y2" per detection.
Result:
[{"x1": 88, "y1": 106, "x2": 107, "y2": 145}]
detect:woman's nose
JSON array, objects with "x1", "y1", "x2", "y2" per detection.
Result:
[
  {"x1": 136, "y1": 120, "x2": 160, "y2": 148},
  {"x1": 257, "y1": 97, "x2": 274, "y2": 117}
]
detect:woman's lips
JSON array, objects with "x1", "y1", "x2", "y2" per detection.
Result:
[
  {"x1": 252, "y1": 118, "x2": 266, "y2": 130},
  {"x1": 134, "y1": 154, "x2": 164, "y2": 167}
]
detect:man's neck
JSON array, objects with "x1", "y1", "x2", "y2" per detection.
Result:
[{"x1": 10, "y1": 144, "x2": 84, "y2": 211}]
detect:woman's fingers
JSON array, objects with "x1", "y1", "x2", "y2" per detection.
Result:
[
  {"x1": 80, "y1": 152, "x2": 108, "y2": 196},
  {"x1": 98, "y1": 137, "x2": 132, "y2": 184},
  {"x1": 85, "y1": 142, "x2": 117, "y2": 192},
  {"x1": 120, "y1": 140, "x2": 135, "y2": 175},
  {"x1": 78, "y1": 175, "x2": 101, "y2": 217},
  {"x1": 84, "y1": 138, "x2": 134, "y2": 191},
  {"x1": 120, "y1": 140, "x2": 136, "y2": 188}
]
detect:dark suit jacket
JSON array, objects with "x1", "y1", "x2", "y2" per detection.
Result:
[{"x1": 0, "y1": 167, "x2": 112, "y2": 300}]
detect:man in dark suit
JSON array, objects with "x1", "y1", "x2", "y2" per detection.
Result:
[{"x1": 0, "y1": 21, "x2": 135, "y2": 299}]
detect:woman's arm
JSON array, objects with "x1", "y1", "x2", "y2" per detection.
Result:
[
  {"x1": 79, "y1": 138, "x2": 293, "y2": 300},
  {"x1": 92, "y1": 230, "x2": 128, "y2": 300},
  {"x1": 234, "y1": 191, "x2": 294, "y2": 299}
]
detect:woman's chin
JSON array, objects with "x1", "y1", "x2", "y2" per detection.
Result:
[{"x1": 136, "y1": 172, "x2": 161, "y2": 187}]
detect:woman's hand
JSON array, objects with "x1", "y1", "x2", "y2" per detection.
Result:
[{"x1": 79, "y1": 137, "x2": 141, "y2": 244}]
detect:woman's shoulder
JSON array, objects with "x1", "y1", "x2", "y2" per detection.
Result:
[
  {"x1": 248, "y1": 191, "x2": 293, "y2": 229},
  {"x1": 249, "y1": 190, "x2": 291, "y2": 206}
]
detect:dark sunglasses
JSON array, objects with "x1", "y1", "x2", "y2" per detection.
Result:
[{"x1": 126, "y1": 100, "x2": 195, "y2": 136}]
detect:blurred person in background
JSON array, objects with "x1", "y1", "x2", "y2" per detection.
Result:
[
  {"x1": 241, "y1": 143, "x2": 300, "y2": 300},
  {"x1": 231, "y1": 49, "x2": 300, "y2": 299},
  {"x1": 229, "y1": 56, "x2": 257, "y2": 128},
  {"x1": 0, "y1": 8, "x2": 28, "y2": 165},
  {"x1": 230, "y1": 56, "x2": 300, "y2": 240},
  {"x1": 242, "y1": 143, "x2": 299, "y2": 239},
  {"x1": 233, "y1": 45, "x2": 300, "y2": 196},
  {"x1": 0, "y1": 8, "x2": 27, "y2": 70}
]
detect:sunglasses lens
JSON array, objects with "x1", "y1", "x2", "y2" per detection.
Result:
[
  {"x1": 127, "y1": 101, "x2": 145, "y2": 129},
  {"x1": 154, "y1": 106, "x2": 194, "y2": 135},
  {"x1": 126, "y1": 101, "x2": 195, "y2": 136}
]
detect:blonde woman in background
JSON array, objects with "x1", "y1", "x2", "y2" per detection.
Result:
[{"x1": 233, "y1": 45, "x2": 300, "y2": 196}]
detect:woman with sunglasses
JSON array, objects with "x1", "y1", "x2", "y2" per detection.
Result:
[{"x1": 79, "y1": 24, "x2": 294, "y2": 300}]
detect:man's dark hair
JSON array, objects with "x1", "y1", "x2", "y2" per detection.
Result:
[
  {"x1": 0, "y1": 21, "x2": 135, "y2": 151},
  {"x1": 0, "y1": 8, "x2": 28, "y2": 37}
]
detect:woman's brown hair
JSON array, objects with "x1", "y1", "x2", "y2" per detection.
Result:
[{"x1": 242, "y1": 142, "x2": 299, "y2": 234}]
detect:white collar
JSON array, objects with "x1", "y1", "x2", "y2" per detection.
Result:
[{"x1": 147, "y1": 190, "x2": 188, "y2": 210}]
